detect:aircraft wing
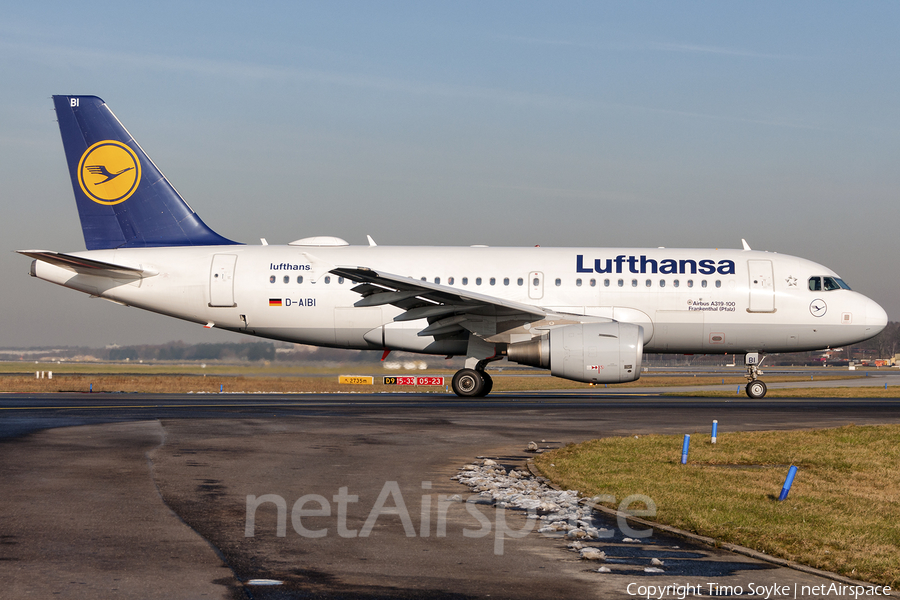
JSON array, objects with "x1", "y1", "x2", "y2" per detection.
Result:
[
  {"x1": 18, "y1": 250, "x2": 157, "y2": 278},
  {"x1": 330, "y1": 266, "x2": 550, "y2": 339}
]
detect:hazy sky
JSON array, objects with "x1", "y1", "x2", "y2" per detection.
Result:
[{"x1": 2, "y1": 1, "x2": 898, "y2": 348}]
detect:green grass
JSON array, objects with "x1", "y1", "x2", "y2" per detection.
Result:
[{"x1": 535, "y1": 424, "x2": 900, "y2": 586}]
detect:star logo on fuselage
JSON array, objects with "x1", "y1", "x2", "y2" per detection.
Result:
[{"x1": 785, "y1": 276, "x2": 797, "y2": 287}]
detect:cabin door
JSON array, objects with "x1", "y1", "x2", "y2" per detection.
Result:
[
  {"x1": 747, "y1": 259, "x2": 774, "y2": 313},
  {"x1": 209, "y1": 254, "x2": 237, "y2": 307}
]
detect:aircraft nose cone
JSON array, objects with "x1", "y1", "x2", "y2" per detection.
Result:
[{"x1": 867, "y1": 297, "x2": 889, "y2": 332}]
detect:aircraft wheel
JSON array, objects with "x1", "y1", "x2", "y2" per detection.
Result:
[
  {"x1": 452, "y1": 369, "x2": 485, "y2": 397},
  {"x1": 746, "y1": 380, "x2": 767, "y2": 399},
  {"x1": 480, "y1": 372, "x2": 493, "y2": 397}
]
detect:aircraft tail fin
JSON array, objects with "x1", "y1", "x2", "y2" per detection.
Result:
[{"x1": 52, "y1": 95, "x2": 239, "y2": 250}]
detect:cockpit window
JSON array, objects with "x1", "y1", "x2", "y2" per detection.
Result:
[
  {"x1": 810, "y1": 276, "x2": 851, "y2": 291},
  {"x1": 823, "y1": 277, "x2": 842, "y2": 291}
]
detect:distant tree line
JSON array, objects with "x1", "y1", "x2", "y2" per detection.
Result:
[
  {"x1": 4, "y1": 322, "x2": 899, "y2": 365},
  {"x1": 847, "y1": 321, "x2": 900, "y2": 359},
  {"x1": 103, "y1": 341, "x2": 383, "y2": 363},
  {"x1": 107, "y1": 341, "x2": 277, "y2": 362}
]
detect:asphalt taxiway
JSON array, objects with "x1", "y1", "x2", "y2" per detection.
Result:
[{"x1": 1, "y1": 393, "x2": 898, "y2": 599}]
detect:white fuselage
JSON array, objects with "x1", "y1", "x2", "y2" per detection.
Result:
[{"x1": 31, "y1": 243, "x2": 888, "y2": 357}]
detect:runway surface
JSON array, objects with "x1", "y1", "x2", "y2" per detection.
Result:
[{"x1": 1, "y1": 392, "x2": 898, "y2": 599}]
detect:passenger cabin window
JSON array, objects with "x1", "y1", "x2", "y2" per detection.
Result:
[
  {"x1": 475, "y1": 277, "x2": 482, "y2": 286},
  {"x1": 576, "y1": 278, "x2": 582, "y2": 287},
  {"x1": 517, "y1": 278, "x2": 524, "y2": 286},
  {"x1": 338, "y1": 277, "x2": 344, "y2": 284},
  {"x1": 462, "y1": 277, "x2": 468, "y2": 286},
  {"x1": 555, "y1": 278, "x2": 562, "y2": 286},
  {"x1": 435, "y1": 277, "x2": 441, "y2": 284},
  {"x1": 270, "y1": 276, "x2": 276, "y2": 284},
  {"x1": 631, "y1": 279, "x2": 638, "y2": 287},
  {"x1": 618, "y1": 279, "x2": 624, "y2": 287},
  {"x1": 283, "y1": 276, "x2": 289, "y2": 284},
  {"x1": 297, "y1": 276, "x2": 303, "y2": 284},
  {"x1": 701, "y1": 280, "x2": 707, "y2": 288},
  {"x1": 490, "y1": 277, "x2": 496, "y2": 286},
  {"x1": 645, "y1": 279, "x2": 652, "y2": 287},
  {"x1": 324, "y1": 276, "x2": 331, "y2": 284},
  {"x1": 448, "y1": 277, "x2": 455, "y2": 285},
  {"x1": 503, "y1": 278, "x2": 510, "y2": 286},
  {"x1": 590, "y1": 279, "x2": 596, "y2": 287},
  {"x1": 660, "y1": 279, "x2": 666, "y2": 287}
]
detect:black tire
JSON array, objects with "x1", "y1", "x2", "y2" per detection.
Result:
[
  {"x1": 452, "y1": 369, "x2": 485, "y2": 397},
  {"x1": 746, "y1": 380, "x2": 767, "y2": 399},
  {"x1": 480, "y1": 372, "x2": 493, "y2": 397}
]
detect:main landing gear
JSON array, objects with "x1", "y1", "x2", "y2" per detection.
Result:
[
  {"x1": 451, "y1": 368, "x2": 493, "y2": 397},
  {"x1": 744, "y1": 352, "x2": 767, "y2": 399},
  {"x1": 452, "y1": 337, "x2": 499, "y2": 398}
]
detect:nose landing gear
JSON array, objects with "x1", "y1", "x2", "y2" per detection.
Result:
[{"x1": 744, "y1": 352, "x2": 767, "y2": 399}]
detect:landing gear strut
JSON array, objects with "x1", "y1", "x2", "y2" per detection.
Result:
[
  {"x1": 452, "y1": 337, "x2": 499, "y2": 398},
  {"x1": 744, "y1": 353, "x2": 767, "y2": 399},
  {"x1": 451, "y1": 368, "x2": 493, "y2": 397}
]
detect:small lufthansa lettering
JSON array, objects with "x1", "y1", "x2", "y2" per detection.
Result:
[
  {"x1": 270, "y1": 263, "x2": 311, "y2": 271},
  {"x1": 576, "y1": 254, "x2": 735, "y2": 276}
]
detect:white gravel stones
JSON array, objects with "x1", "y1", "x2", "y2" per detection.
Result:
[{"x1": 454, "y1": 458, "x2": 610, "y2": 561}]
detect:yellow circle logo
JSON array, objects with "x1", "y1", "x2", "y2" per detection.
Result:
[{"x1": 77, "y1": 140, "x2": 141, "y2": 205}]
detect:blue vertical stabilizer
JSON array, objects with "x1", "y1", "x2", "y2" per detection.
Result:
[{"x1": 53, "y1": 95, "x2": 240, "y2": 250}]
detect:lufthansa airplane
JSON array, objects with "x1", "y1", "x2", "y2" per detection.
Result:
[{"x1": 20, "y1": 96, "x2": 888, "y2": 398}]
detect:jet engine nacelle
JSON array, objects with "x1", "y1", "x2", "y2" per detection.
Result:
[{"x1": 507, "y1": 322, "x2": 644, "y2": 383}]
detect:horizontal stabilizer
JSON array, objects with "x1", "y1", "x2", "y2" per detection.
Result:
[{"x1": 18, "y1": 250, "x2": 156, "y2": 278}]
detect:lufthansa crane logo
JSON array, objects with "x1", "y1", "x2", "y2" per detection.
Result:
[{"x1": 77, "y1": 140, "x2": 141, "y2": 205}]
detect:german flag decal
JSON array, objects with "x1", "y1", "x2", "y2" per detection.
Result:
[{"x1": 269, "y1": 298, "x2": 283, "y2": 307}]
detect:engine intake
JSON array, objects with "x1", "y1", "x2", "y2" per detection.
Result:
[{"x1": 507, "y1": 322, "x2": 643, "y2": 383}]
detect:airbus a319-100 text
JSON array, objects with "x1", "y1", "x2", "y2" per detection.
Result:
[{"x1": 20, "y1": 96, "x2": 888, "y2": 398}]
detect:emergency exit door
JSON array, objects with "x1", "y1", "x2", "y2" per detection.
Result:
[{"x1": 528, "y1": 271, "x2": 544, "y2": 300}]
